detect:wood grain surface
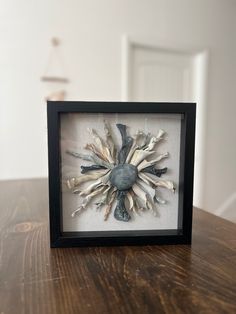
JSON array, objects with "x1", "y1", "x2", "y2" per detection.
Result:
[{"x1": 0, "y1": 178, "x2": 235, "y2": 314}]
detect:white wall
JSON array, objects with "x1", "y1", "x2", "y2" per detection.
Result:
[{"x1": 0, "y1": 0, "x2": 236, "y2": 220}]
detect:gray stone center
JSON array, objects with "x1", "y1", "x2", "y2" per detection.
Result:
[{"x1": 109, "y1": 163, "x2": 138, "y2": 191}]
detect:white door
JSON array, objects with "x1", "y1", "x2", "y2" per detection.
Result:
[
  {"x1": 129, "y1": 44, "x2": 194, "y2": 102},
  {"x1": 123, "y1": 40, "x2": 208, "y2": 208}
]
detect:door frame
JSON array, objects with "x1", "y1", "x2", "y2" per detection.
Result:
[{"x1": 121, "y1": 34, "x2": 209, "y2": 209}]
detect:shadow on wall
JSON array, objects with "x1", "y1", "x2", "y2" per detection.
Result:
[{"x1": 215, "y1": 193, "x2": 236, "y2": 223}]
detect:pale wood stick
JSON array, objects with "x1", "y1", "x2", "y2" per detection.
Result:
[
  {"x1": 84, "y1": 143, "x2": 108, "y2": 161},
  {"x1": 79, "y1": 171, "x2": 111, "y2": 196},
  {"x1": 130, "y1": 150, "x2": 155, "y2": 166},
  {"x1": 125, "y1": 130, "x2": 146, "y2": 163},
  {"x1": 66, "y1": 150, "x2": 113, "y2": 169},
  {"x1": 104, "y1": 120, "x2": 116, "y2": 162},
  {"x1": 126, "y1": 191, "x2": 134, "y2": 211},
  {"x1": 137, "y1": 152, "x2": 169, "y2": 171},
  {"x1": 71, "y1": 186, "x2": 105, "y2": 217},
  {"x1": 143, "y1": 129, "x2": 165, "y2": 151},
  {"x1": 104, "y1": 189, "x2": 116, "y2": 221},
  {"x1": 139, "y1": 172, "x2": 175, "y2": 192},
  {"x1": 66, "y1": 170, "x2": 109, "y2": 189},
  {"x1": 88, "y1": 128, "x2": 114, "y2": 164}
]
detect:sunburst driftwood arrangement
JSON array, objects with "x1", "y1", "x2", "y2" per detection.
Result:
[{"x1": 66, "y1": 122, "x2": 175, "y2": 222}]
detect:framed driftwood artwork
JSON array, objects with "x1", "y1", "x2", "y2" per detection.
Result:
[{"x1": 47, "y1": 101, "x2": 196, "y2": 247}]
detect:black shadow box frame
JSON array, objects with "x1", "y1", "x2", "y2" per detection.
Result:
[{"x1": 47, "y1": 101, "x2": 196, "y2": 248}]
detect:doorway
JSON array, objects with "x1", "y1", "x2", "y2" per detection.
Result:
[{"x1": 121, "y1": 36, "x2": 209, "y2": 208}]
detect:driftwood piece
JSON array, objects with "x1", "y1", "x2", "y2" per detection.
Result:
[
  {"x1": 139, "y1": 132, "x2": 152, "y2": 149},
  {"x1": 154, "y1": 195, "x2": 166, "y2": 204},
  {"x1": 66, "y1": 150, "x2": 113, "y2": 169},
  {"x1": 104, "y1": 188, "x2": 116, "y2": 221},
  {"x1": 66, "y1": 170, "x2": 109, "y2": 189},
  {"x1": 137, "y1": 152, "x2": 169, "y2": 171},
  {"x1": 142, "y1": 165, "x2": 168, "y2": 177},
  {"x1": 125, "y1": 130, "x2": 146, "y2": 163},
  {"x1": 81, "y1": 165, "x2": 107, "y2": 174},
  {"x1": 126, "y1": 191, "x2": 134, "y2": 211},
  {"x1": 95, "y1": 193, "x2": 108, "y2": 210},
  {"x1": 78, "y1": 181, "x2": 101, "y2": 196},
  {"x1": 138, "y1": 172, "x2": 153, "y2": 187},
  {"x1": 84, "y1": 143, "x2": 107, "y2": 161},
  {"x1": 136, "y1": 179, "x2": 156, "y2": 213},
  {"x1": 132, "y1": 183, "x2": 154, "y2": 211},
  {"x1": 128, "y1": 190, "x2": 141, "y2": 214},
  {"x1": 79, "y1": 171, "x2": 111, "y2": 196},
  {"x1": 139, "y1": 172, "x2": 175, "y2": 192},
  {"x1": 88, "y1": 128, "x2": 114, "y2": 163},
  {"x1": 71, "y1": 186, "x2": 105, "y2": 217},
  {"x1": 95, "y1": 186, "x2": 111, "y2": 210},
  {"x1": 130, "y1": 150, "x2": 155, "y2": 166},
  {"x1": 144, "y1": 129, "x2": 165, "y2": 151},
  {"x1": 104, "y1": 120, "x2": 116, "y2": 161},
  {"x1": 116, "y1": 124, "x2": 133, "y2": 164},
  {"x1": 114, "y1": 191, "x2": 130, "y2": 222}
]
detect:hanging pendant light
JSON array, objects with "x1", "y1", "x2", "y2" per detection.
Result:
[{"x1": 41, "y1": 37, "x2": 69, "y2": 101}]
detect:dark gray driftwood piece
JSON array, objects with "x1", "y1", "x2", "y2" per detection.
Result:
[
  {"x1": 142, "y1": 166, "x2": 168, "y2": 177},
  {"x1": 116, "y1": 124, "x2": 133, "y2": 164},
  {"x1": 114, "y1": 191, "x2": 130, "y2": 222},
  {"x1": 81, "y1": 165, "x2": 107, "y2": 174},
  {"x1": 109, "y1": 163, "x2": 138, "y2": 191}
]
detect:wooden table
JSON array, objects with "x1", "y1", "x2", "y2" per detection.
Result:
[{"x1": 0, "y1": 179, "x2": 235, "y2": 314}]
